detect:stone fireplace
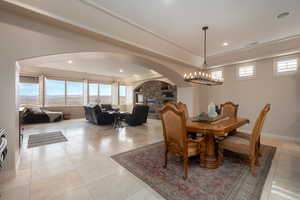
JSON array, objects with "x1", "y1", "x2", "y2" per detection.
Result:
[{"x1": 133, "y1": 81, "x2": 177, "y2": 119}]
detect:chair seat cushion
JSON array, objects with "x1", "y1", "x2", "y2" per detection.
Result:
[
  {"x1": 235, "y1": 131, "x2": 251, "y2": 140},
  {"x1": 219, "y1": 135, "x2": 250, "y2": 154}
]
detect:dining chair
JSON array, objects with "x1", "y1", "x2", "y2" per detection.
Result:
[
  {"x1": 175, "y1": 102, "x2": 189, "y2": 121},
  {"x1": 218, "y1": 104, "x2": 271, "y2": 176},
  {"x1": 220, "y1": 101, "x2": 239, "y2": 118},
  {"x1": 159, "y1": 103, "x2": 206, "y2": 180},
  {"x1": 176, "y1": 102, "x2": 202, "y2": 139}
]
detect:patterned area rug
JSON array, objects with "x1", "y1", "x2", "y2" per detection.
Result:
[
  {"x1": 112, "y1": 142, "x2": 276, "y2": 200},
  {"x1": 28, "y1": 131, "x2": 67, "y2": 148}
]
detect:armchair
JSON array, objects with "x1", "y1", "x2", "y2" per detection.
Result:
[
  {"x1": 84, "y1": 104, "x2": 114, "y2": 125},
  {"x1": 124, "y1": 105, "x2": 149, "y2": 126}
]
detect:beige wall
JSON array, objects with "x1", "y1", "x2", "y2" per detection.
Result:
[
  {"x1": 179, "y1": 56, "x2": 299, "y2": 141},
  {"x1": 205, "y1": 56, "x2": 300, "y2": 141},
  {"x1": 177, "y1": 86, "x2": 207, "y2": 117}
]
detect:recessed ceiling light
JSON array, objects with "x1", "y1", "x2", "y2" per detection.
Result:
[
  {"x1": 119, "y1": 69, "x2": 123, "y2": 73},
  {"x1": 68, "y1": 60, "x2": 73, "y2": 64},
  {"x1": 222, "y1": 42, "x2": 229, "y2": 47},
  {"x1": 277, "y1": 12, "x2": 290, "y2": 19}
]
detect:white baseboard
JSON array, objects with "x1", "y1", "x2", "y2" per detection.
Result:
[
  {"x1": 238, "y1": 129, "x2": 300, "y2": 143},
  {"x1": 262, "y1": 133, "x2": 300, "y2": 143}
]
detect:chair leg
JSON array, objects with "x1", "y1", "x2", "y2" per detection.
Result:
[
  {"x1": 164, "y1": 149, "x2": 168, "y2": 168},
  {"x1": 183, "y1": 157, "x2": 188, "y2": 180},
  {"x1": 250, "y1": 156, "x2": 256, "y2": 176},
  {"x1": 218, "y1": 146, "x2": 224, "y2": 165},
  {"x1": 200, "y1": 144, "x2": 206, "y2": 167}
]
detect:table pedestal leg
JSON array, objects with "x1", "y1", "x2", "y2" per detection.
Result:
[{"x1": 204, "y1": 134, "x2": 219, "y2": 169}]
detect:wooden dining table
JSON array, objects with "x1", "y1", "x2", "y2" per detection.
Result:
[{"x1": 186, "y1": 117, "x2": 250, "y2": 169}]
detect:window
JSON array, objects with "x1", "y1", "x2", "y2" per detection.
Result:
[
  {"x1": 19, "y1": 76, "x2": 40, "y2": 106},
  {"x1": 211, "y1": 70, "x2": 223, "y2": 80},
  {"x1": 66, "y1": 81, "x2": 83, "y2": 105},
  {"x1": 238, "y1": 64, "x2": 256, "y2": 79},
  {"x1": 118, "y1": 85, "x2": 133, "y2": 105},
  {"x1": 119, "y1": 85, "x2": 127, "y2": 105},
  {"x1": 126, "y1": 86, "x2": 134, "y2": 105},
  {"x1": 275, "y1": 57, "x2": 298, "y2": 75},
  {"x1": 89, "y1": 83, "x2": 99, "y2": 104},
  {"x1": 45, "y1": 79, "x2": 65, "y2": 106},
  {"x1": 99, "y1": 84, "x2": 112, "y2": 104}
]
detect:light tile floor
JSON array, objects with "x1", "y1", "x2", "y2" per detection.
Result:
[{"x1": 0, "y1": 119, "x2": 299, "y2": 200}]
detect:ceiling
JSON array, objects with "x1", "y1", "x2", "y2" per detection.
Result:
[
  {"x1": 87, "y1": 0, "x2": 300, "y2": 56},
  {"x1": 4, "y1": 0, "x2": 300, "y2": 67},
  {"x1": 19, "y1": 52, "x2": 162, "y2": 81}
]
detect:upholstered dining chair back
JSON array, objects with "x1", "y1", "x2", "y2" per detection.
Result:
[
  {"x1": 250, "y1": 104, "x2": 271, "y2": 155},
  {"x1": 160, "y1": 104, "x2": 187, "y2": 152},
  {"x1": 220, "y1": 101, "x2": 239, "y2": 118},
  {"x1": 175, "y1": 102, "x2": 189, "y2": 121}
]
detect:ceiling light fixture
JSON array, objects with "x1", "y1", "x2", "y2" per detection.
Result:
[
  {"x1": 119, "y1": 69, "x2": 123, "y2": 73},
  {"x1": 222, "y1": 42, "x2": 229, "y2": 47},
  {"x1": 184, "y1": 26, "x2": 223, "y2": 86},
  {"x1": 68, "y1": 60, "x2": 73, "y2": 64},
  {"x1": 277, "y1": 12, "x2": 290, "y2": 19}
]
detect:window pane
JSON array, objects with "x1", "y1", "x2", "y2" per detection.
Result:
[
  {"x1": 89, "y1": 83, "x2": 98, "y2": 104},
  {"x1": 277, "y1": 59, "x2": 298, "y2": 73},
  {"x1": 119, "y1": 85, "x2": 126, "y2": 105},
  {"x1": 119, "y1": 85, "x2": 126, "y2": 97},
  {"x1": 239, "y1": 65, "x2": 255, "y2": 78},
  {"x1": 45, "y1": 79, "x2": 65, "y2": 106},
  {"x1": 126, "y1": 86, "x2": 133, "y2": 105},
  {"x1": 19, "y1": 82, "x2": 39, "y2": 106},
  {"x1": 99, "y1": 84, "x2": 112, "y2": 104},
  {"x1": 66, "y1": 81, "x2": 83, "y2": 105}
]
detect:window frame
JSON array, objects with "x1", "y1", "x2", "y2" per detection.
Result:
[
  {"x1": 19, "y1": 75, "x2": 40, "y2": 106},
  {"x1": 236, "y1": 63, "x2": 256, "y2": 80},
  {"x1": 45, "y1": 78, "x2": 66, "y2": 107},
  {"x1": 273, "y1": 55, "x2": 299, "y2": 76},
  {"x1": 99, "y1": 83, "x2": 112, "y2": 104},
  {"x1": 88, "y1": 82, "x2": 100, "y2": 104},
  {"x1": 119, "y1": 85, "x2": 127, "y2": 105}
]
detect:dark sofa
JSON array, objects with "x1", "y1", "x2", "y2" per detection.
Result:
[
  {"x1": 20, "y1": 107, "x2": 62, "y2": 124},
  {"x1": 84, "y1": 104, "x2": 114, "y2": 125},
  {"x1": 125, "y1": 105, "x2": 149, "y2": 126}
]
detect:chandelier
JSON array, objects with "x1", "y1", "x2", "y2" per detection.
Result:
[{"x1": 184, "y1": 26, "x2": 223, "y2": 86}]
